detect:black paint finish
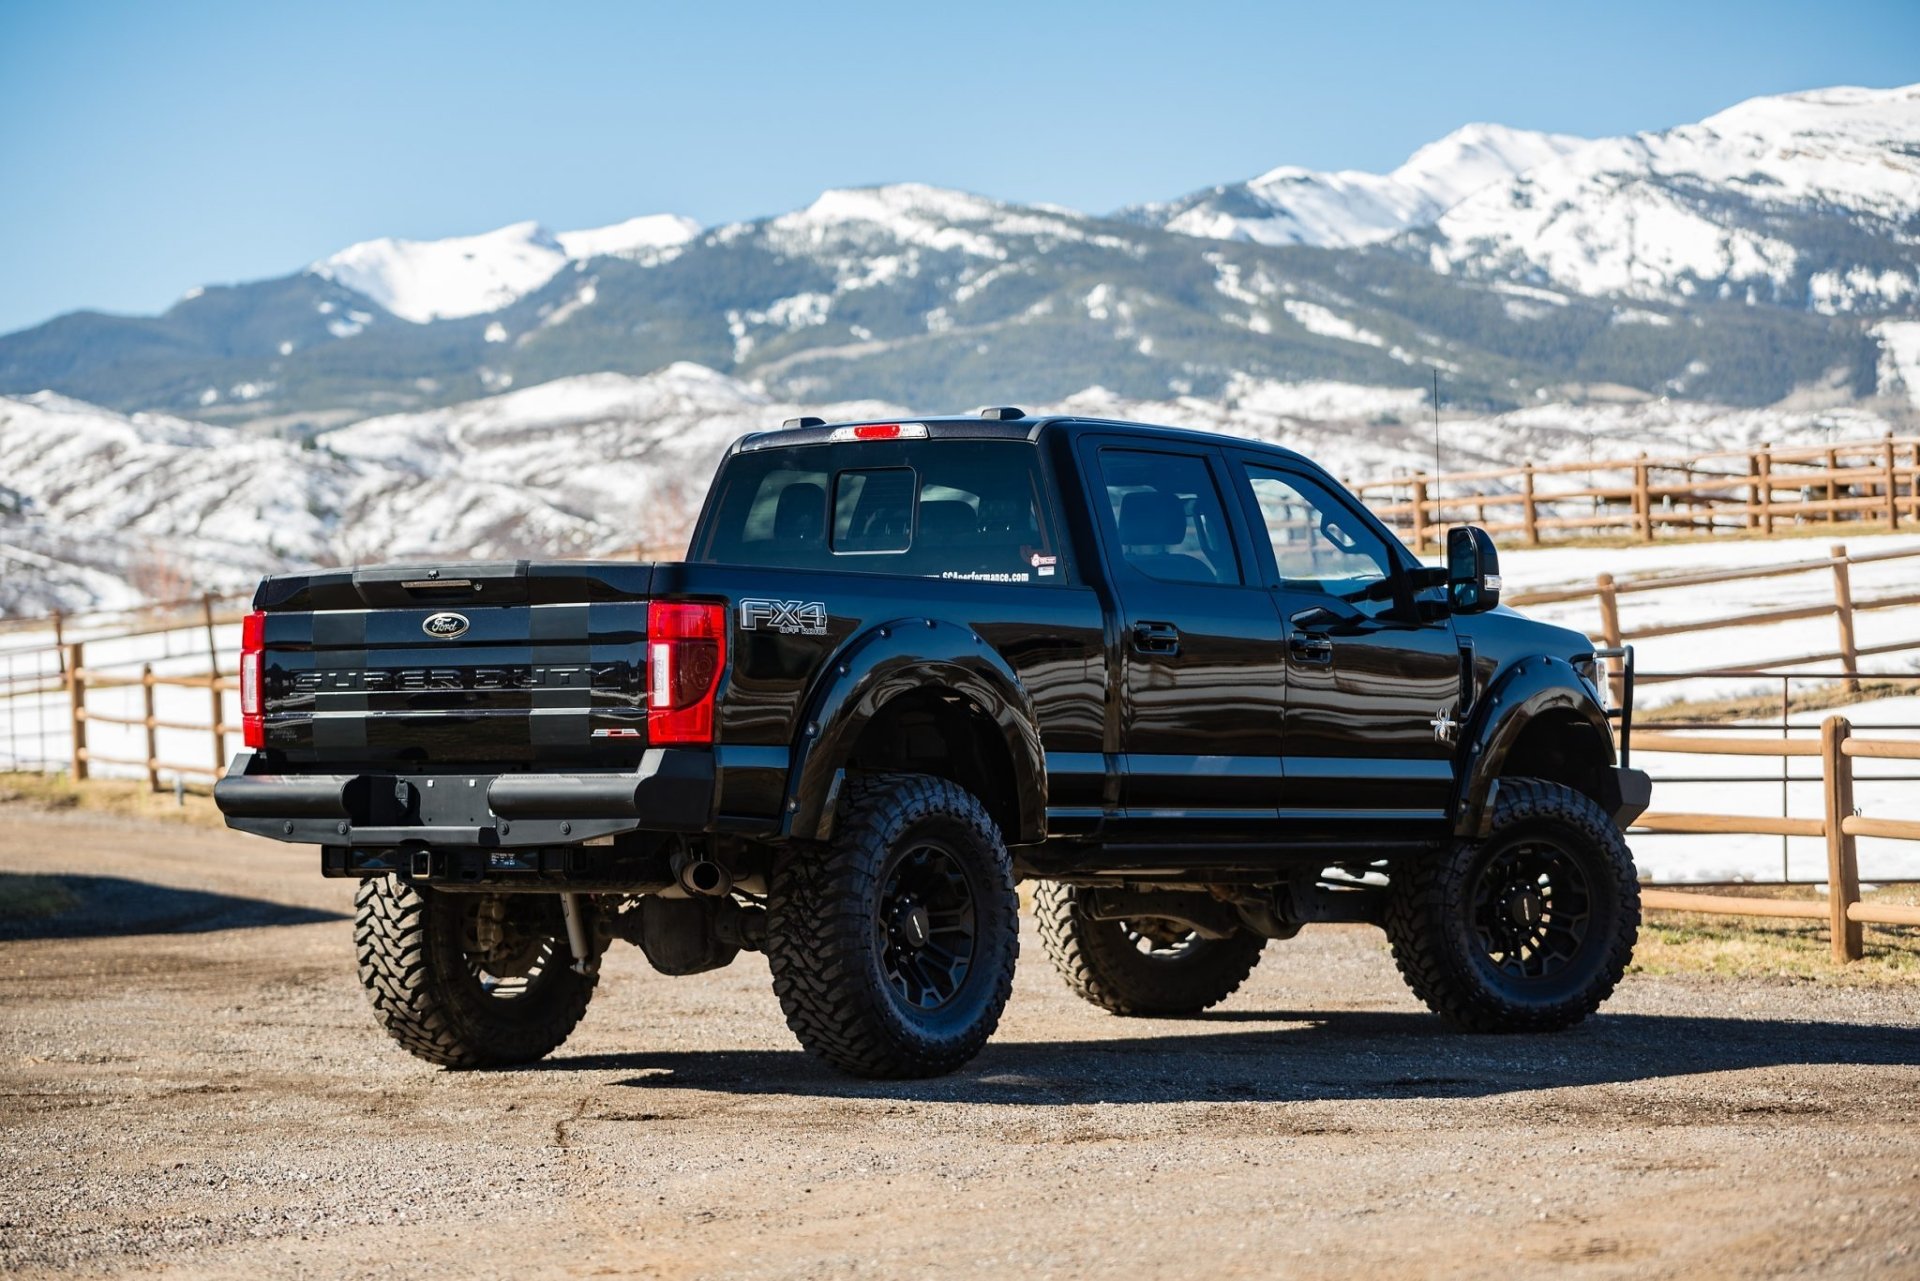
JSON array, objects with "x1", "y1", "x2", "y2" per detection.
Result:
[{"x1": 225, "y1": 414, "x2": 1636, "y2": 876}]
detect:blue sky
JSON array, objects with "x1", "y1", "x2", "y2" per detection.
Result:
[{"x1": 1, "y1": 0, "x2": 1915, "y2": 333}]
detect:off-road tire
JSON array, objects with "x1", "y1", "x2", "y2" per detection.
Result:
[
  {"x1": 353, "y1": 878, "x2": 598, "y2": 1068},
  {"x1": 1034, "y1": 881, "x2": 1265, "y2": 1016},
  {"x1": 766, "y1": 773, "x2": 1019, "y2": 1079},
  {"x1": 1385, "y1": 778, "x2": 1638, "y2": 1034}
]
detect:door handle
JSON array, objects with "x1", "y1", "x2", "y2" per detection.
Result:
[
  {"x1": 1131, "y1": 620, "x2": 1181, "y2": 655},
  {"x1": 1288, "y1": 631, "x2": 1334, "y2": 665}
]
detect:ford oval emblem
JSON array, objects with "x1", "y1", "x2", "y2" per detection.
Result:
[{"x1": 422, "y1": 612, "x2": 470, "y2": 639}]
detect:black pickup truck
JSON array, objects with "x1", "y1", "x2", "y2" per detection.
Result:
[{"x1": 217, "y1": 410, "x2": 1648, "y2": 1079}]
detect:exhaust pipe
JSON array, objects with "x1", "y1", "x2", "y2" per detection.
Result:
[{"x1": 674, "y1": 854, "x2": 733, "y2": 898}]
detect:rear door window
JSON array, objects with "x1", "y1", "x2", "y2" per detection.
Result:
[
  {"x1": 1093, "y1": 448, "x2": 1242, "y2": 586},
  {"x1": 696, "y1": 440, "x2": 1070, "y2": 583}
]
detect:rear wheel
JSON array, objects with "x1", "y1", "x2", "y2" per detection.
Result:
[
  {"x1": 354, "y1": 879, "x2": 598, "y2": 1068},
  {"x1": 1035, "y1": 881, "x2": 1265, "y2": 1016},
  {"x1": 766, "y1": 774, "x2": 1018, "y2": 1078},
  {"x1": 1385, "y1": 778, "x2": 1639, "y2": 1033}
]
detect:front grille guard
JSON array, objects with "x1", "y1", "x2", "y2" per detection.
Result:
[{"x1": 1592, "y1": 644, "x2": 1635, "y2": 769}]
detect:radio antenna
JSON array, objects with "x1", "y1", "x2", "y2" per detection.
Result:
[{"x1": 1431, "y1": 367, "x2": 1441, "y2": 480}]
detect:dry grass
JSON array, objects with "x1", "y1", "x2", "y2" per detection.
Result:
[
  {"x1": 1632, "y1": 883, "x2": 1920, "y2": 984},
  {"x1": 0, "y1": 771, "x2": 227, "y2": 829}
]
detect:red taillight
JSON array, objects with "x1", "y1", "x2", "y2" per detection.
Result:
[
  {"x1": 827, "y1": 422, "x2": 928, "y2": 442},
  {"x1": 239, "y1": 610, "x2": 265, "y2": 748},
  {"x1": 646, "y1": 601, "x2": 726, "y2": 745}
]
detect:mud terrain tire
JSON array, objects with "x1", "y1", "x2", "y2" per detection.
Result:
[
  {"x1": 767, "y1": 774, "x2": 1018, "y2": 1079},
  {"x1": 1386, "y1": 778, "x2": 1638, "y2": 1033},
  {"x1": 354, "y1": 878, "x2": 597, "y2": 1068},
  {"x1": 1034, "y1": 882, "x2": 1266, "y2": 1016}
]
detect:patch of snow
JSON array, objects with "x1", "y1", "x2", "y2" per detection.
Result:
[
  {"x1": 1140, "y1": 122, "x2": 1590, "y2": 249},
  {"x1": 1875, "y1": 320, "x2": 1920, "y2": 407},
  {"x1": 1436, "y1": 82, "x2": 1920, "y2": 303},
  {"x1": 555, "y1": 214, "x2": 700, "y2": 260},
  {"x1": 1809, "y1": 267, "x2": 1916, "y2": 315},
  {"x1": 1283, "y1": 300, "x2": 1384, "y2": 347},
  {"x1": 310, "y1": 213, "x2": 699, "y2": 324},
  {"x1": 1610, "y1": 307, "x2": 1673, "y2": 327}
]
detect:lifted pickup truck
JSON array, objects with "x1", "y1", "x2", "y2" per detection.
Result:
[{"x1": 217, "y1": 410, "x2": 1648, "y2": 1079}]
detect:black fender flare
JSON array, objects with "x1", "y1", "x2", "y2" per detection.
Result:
[
  {"x1": 1453, "y1": 656, "x2": 1615, "y2": 837},
  {"x1": 782, "y1": 619, "x2": 1046, "y2": 845}
]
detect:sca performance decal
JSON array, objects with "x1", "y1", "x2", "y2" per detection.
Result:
[{"x1": 738, "y1": 598, "x2": 828, "y2": 636}]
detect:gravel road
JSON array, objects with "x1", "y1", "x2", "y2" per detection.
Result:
[{"x1": 3, "y1": 806, "x2": 1918, "y2": 1279}]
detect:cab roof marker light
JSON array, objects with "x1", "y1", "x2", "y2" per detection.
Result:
[{"x1": 828, "y1": 422, "x2": 928, "y2": 442}]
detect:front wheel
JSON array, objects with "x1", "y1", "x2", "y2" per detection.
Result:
[
  {"x1": 354, "y1": 879, "x2": 598, "y2": 1068},
  {"x1": 1385, "y1": 777, "x2": 1639, "y2": 1033},
  {"x1": 766, "y1": 774, "x2": 1019, "y2": 1079}
]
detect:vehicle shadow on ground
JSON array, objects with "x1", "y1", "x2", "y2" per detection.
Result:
[
  {"x1": 541, "y1": 1009, "x2": 1920, "y2": 1105},
  {"x1": 0, "y1": 872, "x2": 346, "y2": 941}
]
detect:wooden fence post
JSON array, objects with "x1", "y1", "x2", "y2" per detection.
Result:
[
  {"x1": 1831, "y1": 543, "x2": 1859, "y2": 691},
  {"x1": 1757, "y1": 444, "x2": 1774, "y2": 535},
  {"x1": 52, "y1": 611, "x2": 66, "y2": 676},
  {"x1": 1410, "y1": 476, "x2": 1430, "y2": 554},
  {"x1": 1822, "y1": 715, "x2": 1863, "y2": 963},
  {"x1": 1886, "y1": 435, "x2": 1901, "y2": 530},
  {"x1": 1522, "y1": 462, "x2": 1539, "y2": 546},
  {"x1": 66, "y1": 641, "x2": 87, "y2": 781},
  {"x1": 1825, "y1": 447, "x2": 1839, "y2": 524},
  {"x1": 1633, "y1": 454, "x2": 1652, "y2": 541},
  {"x1": 210, "y1": 675, "x2": 225, "y2": 774},
  {"x1": 1745, "y1": 452, "x2": 1761, "y2": 530},
  {"x1": 141, "y1": 664, "x2": 159, "y2": 793},
  {"x1": 204, "y1": 595, "x2": 226, "y2": 773},
  {"x1": 1596, "y1": 573, "x2": 1624, "y2": 703}
]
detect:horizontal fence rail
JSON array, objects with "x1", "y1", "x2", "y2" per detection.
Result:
[
  {"x1": 1631, "y1": 712, "x2": 1920, "y2": 961},
  {"x1": 1507, "y1": 541, "x2": 1920, "y2": 693},
  {"x1": 1352, "y1": 433, "x2": 1920, "y2": 551}
]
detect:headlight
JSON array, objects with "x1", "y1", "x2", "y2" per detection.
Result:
[{"x1": 1572, "y1": 655, "x2": 1606, "y2": 707}]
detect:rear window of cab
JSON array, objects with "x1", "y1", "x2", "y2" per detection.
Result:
[{"x1": 694, "y1": 441, "x2": 1071, "y2": 584}]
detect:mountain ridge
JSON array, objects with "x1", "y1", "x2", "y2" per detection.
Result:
[{"x1": 0, "y1": 81, "x2": 1914, "y2": 432}]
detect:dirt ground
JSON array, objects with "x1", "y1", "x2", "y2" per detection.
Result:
[{"x1": 3, "y1": 807, "x2": 1918, "y2": 1280}]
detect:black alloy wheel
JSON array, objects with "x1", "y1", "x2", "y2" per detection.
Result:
[
  {"x1": 876, "y1": 842, "x2": 979, "y2": 1011},
  {"x1": 768, "y1": 773, "x2": 1019, "y2": 1079},
  {"x1": 1385, "y1": 777, "x2": 1639, "y2": 1034}
]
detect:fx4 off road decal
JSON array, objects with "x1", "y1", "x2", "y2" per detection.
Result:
[{"x1": 739, "y1": 598, "x2": 829, "y2": 636}]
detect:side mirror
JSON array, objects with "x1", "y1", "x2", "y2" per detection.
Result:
[{"x1": 1447, "y1": 526, "x2": 1502, "y2": 614}]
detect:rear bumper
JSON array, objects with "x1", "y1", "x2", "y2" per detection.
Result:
[{"x1": 214, "y1": 748, "x2": 716, "y2": 848}]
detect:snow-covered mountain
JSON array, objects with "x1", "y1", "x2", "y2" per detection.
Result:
[
  {"x1": 1124, "y1": 123, "x2": 1590, "y2": 248},
  {"x1": 5, "y1": 82, "x2": 1915, "y2": 428},
  {"x1": 5, "y1": 369, "x2": 1911, "y2": 616},
  {"x1": 310, "y1": 214, "x2": 700, "y2": 323},
  {"x1": 1431, "y1": 84, "x2": 1920, "y2": 311}
]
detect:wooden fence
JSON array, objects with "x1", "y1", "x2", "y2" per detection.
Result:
[
  {"x1": 1353, "y1": 433, "x2": 1920, "y2": 552},
  {"x1": 1632, "y1": 714, "x2": 1920, "y2": 961},
  {"x1": 63, "y1": 642, "x2": 239, "y2": 788},
  {"x1": 1507, "y1": 541, "x2": 1920, "y2": 695}
]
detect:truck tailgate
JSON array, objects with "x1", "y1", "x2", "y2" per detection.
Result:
[{"x1": 257, "y1": 561, "x2": 654, "y2": 767}]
